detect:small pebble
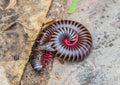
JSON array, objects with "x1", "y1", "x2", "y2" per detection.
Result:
[{"x1": 13, "y1": 55, "x2": 19, "y2": 61}]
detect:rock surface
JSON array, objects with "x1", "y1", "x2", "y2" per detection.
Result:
[
  {"x1": 1, "y1": 0, "x2": 120, "y2": 85},
  {"x1": 0, "y1": 0, "x2": 52, "y2": 85},
  {"x1": 48, "y1": 0, "x2": 120, "y2": 85}
]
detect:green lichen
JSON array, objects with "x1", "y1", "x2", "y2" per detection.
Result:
[{"x1": 67, "y1": 0, "x2": 78, "y2": 14}]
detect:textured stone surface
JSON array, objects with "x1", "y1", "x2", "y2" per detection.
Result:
[
  {"x1": 48, "y1": 0, "x2": 120, "y2": 85},
  {"x1": 0, "y1": 66, "x2": 9, "y2": 85},
  {"x1": 0, "y1": 0, "x2": 52, "y2": 85},
  {"x1": 1, "y1": 0, "x2": 120, "y2": 85},
  {"x1": 0, "y1": 60, "x2": 27, "y2": 85}
]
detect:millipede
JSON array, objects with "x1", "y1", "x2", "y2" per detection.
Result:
[{"x1": 30, "y1": 20, "x2": 92, "y2": 72}]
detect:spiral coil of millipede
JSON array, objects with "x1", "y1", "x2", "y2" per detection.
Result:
[{"x1": 30, "y1": 20, "x2": 92, "y2": 72}]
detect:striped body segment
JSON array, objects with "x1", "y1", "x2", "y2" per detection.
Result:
[{"x1": 30, "y1": 20, "x2": 92, "y2": 72}]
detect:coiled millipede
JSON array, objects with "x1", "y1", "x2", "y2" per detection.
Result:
[{"x1": 30, "y1": 20, "x2": 92, "y2": 72}]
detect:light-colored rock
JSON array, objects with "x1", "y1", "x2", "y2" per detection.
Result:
[
  {"x1": 18, "y1": 0, "x2": 52, "y2": 40},
  {"x1": 0, "y1": 66, "x2": 9, "y2": 85},
  {"x1": 0, "y1": 60, "x2": 27, "y2": 85},
  {"x1": 48, "y1": 0, "x2": 120, "y2": 85}
]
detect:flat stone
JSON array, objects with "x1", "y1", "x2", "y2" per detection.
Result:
[
  {"x1": 0, "y1": 66, "x2": 9, "y2": 85},
  {"x1": 48, "y1": 0, "x2": 120, "y2": 85},
  {"x1": 0, "y1": 60, "x2": 27, "y2": 85},
  {"x1": 17, "y1": 0, "x2": 52, "y2": 40},
  {"x1": 0, "y1": 0, "x2": 52, "y2": 85}
]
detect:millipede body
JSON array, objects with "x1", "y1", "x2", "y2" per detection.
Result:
[{"x1": 30, "y1": 20, "x2": 92, "y2": 72}]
